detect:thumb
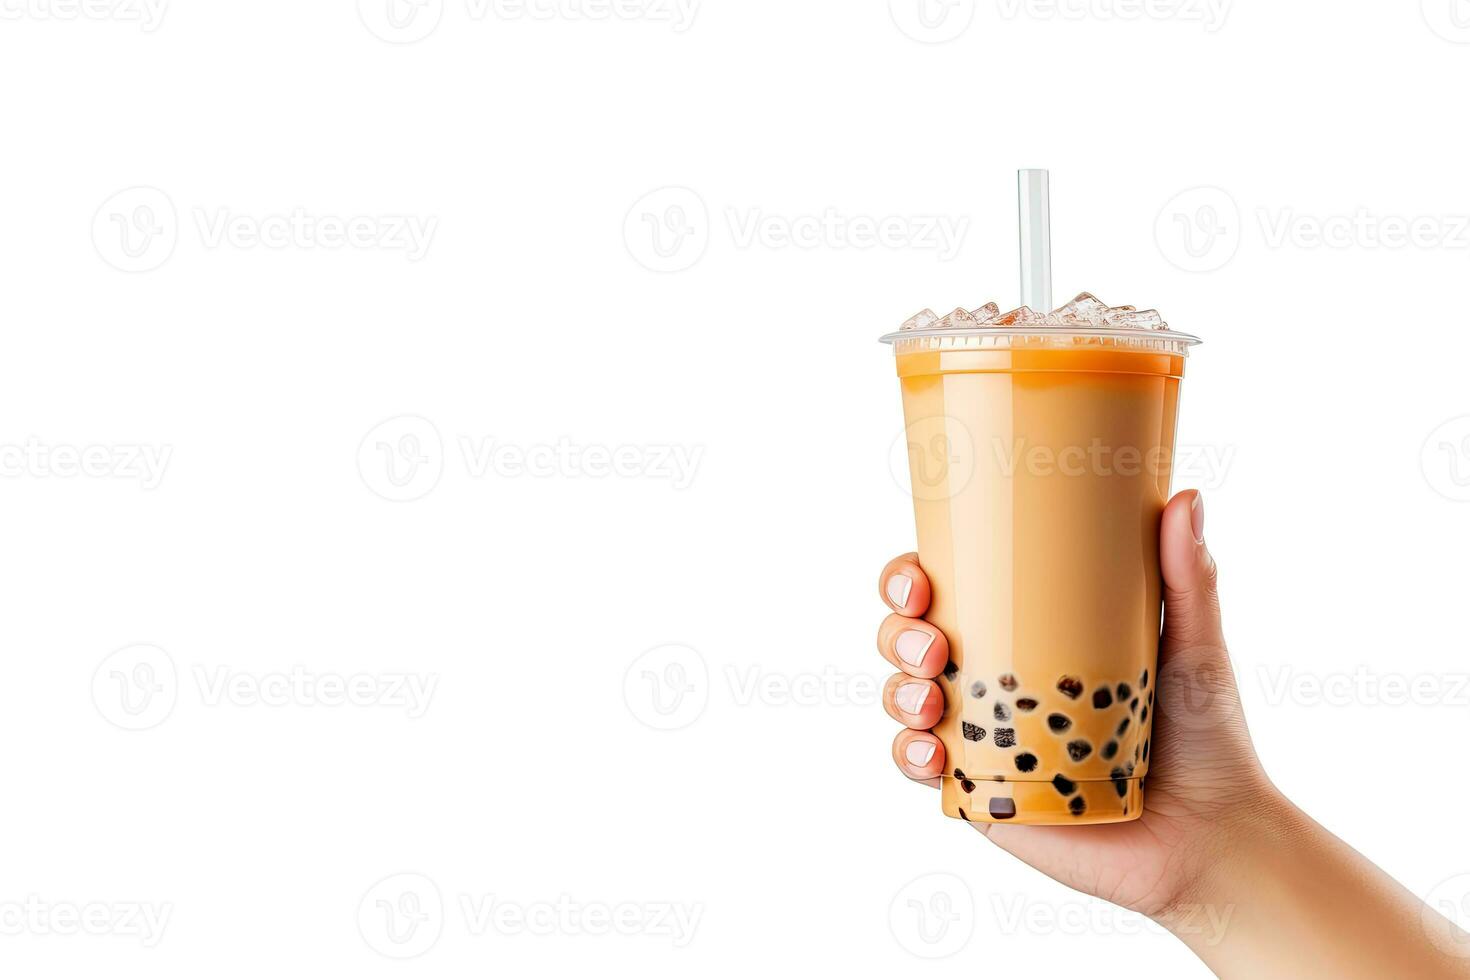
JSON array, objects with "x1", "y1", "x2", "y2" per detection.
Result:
[{"x1": 1160, "y1": 490, "x2": 1223, "y2": 652}]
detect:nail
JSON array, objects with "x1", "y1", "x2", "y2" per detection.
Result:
[
  {"x1": 1191, "y1": 492, "x2": 1206, "y2": 545},
  {"x1": 905, "y1": 739, "x2": 936, "y2": 767},
  {"x1": 886, "y1": 573, "x2": 913, "y2": 608},
  {"x1": 895, "y1": 629, "x2": 936, "y2": 667},
  {"x1": 895, "y1": 682, "x2": 930, "y2": 715}
]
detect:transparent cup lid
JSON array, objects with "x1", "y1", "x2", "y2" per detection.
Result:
[{"x1": 879, "y1": 300, "x2": 1202, "y2": 356}]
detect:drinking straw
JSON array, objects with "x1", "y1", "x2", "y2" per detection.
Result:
[{"x1": 1018, "y1": 169, "x2": 1052, "y2": 314}]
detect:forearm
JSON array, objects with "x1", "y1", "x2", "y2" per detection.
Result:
[{"x1": 1156, "y1": 790, "x2": 1470, "y2": 978}]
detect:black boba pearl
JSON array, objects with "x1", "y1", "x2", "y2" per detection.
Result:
[
  {"x1": 993, "y1": 702, "x2": 1012, "y2": 722},
  {"x1": 1110, "y1": 767, "x2": 1128, "y2": 780},
  {"x1": 1069, "y1": 796, "x2": 1088, "y2": 816},
  {"x1": 1116, "y1": 717, "x2": 1131, "y2": 737},
  {"x1": 1140, "y1": 705, "x2": 1148, "y2": 725},
  {"x1": 1056, "y1": 676, "x2": 1084, "y2": 700},
  {"x1": 1066, "y1": 740, "x2": 1092, "y2": 762},
  {"x1": 1015, "y1": 698, "x2": 1039, "y2": 712},
  {"x1": 993, "y1": 728, "x2": 1016, "y2": 748},
  {"x1": 998, "y1": 673, "x2": 1019, "y2": 692},
  {"x1": 944, "y1": 661, "x2": 959, "y2": 680},
  {"x1": 1116, "y1": 682, "x2": 1132, "y2": 701},
  {"x1": 1130, "y1": 697, "x2": 1139, "y2": 714},
  {"x1": 993, "y1": 775, "x2": 1005, "y2": 782},
  {"x1": 961, "y1": 779, "x2": 976, "y2": 793},
  {"x1": 1013, "y1": 753, "x2": 1038, "y2": 773},
  {"x1": 1112, "y1": 779, "x2": 1128, "y2": 799},
  {"x1": 1047, "y1": 713, "x2": 1072, "y2": 733},
  {"x1": 1143, "y1": 739, "x2": 1151, "y2": 763},
  {"x1": 1052, "y1": 774, "x2": 1076, "y2": 796},
  {"x1": 958, "y1": 807, "x2": 968, "y2": 821},
  {"x1": 970, "y1": 681, "x2": 987, "y2": 699},
  {"x1": 1140, "y1": 668, "x2": 1149, "y2": 689},
  {"x1": 1101, "y1": 740, "x2": 1119, "y2": 760},
  {"x1": 1092, "y1": 688, "x2": 1113, "y2": 710},
  {"x1": 989, "y1": 798, "x2": 1016, "y2": 820},
  {"x1": 962, "y1": 722, "x2": 987, "y2": 742},
  {"x1": 953, "y1": 768, "x2": 967, "y2": 780}
]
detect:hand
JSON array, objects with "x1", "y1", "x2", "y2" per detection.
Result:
[{"x1": 877, "y1": 489, "x2": 1277, "y2": 918}]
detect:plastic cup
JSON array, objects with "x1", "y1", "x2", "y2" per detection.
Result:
[{"x1": 882, "y1": 320, "x2": 1200, "y2": 824}]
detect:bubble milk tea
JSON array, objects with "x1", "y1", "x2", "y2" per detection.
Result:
[{"x1": 883, "y1": 295, "x2": 1200, "y2": 825}]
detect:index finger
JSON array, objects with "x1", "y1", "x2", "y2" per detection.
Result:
[{"x1": 879, "y1": 552, "x2": 931, "y2": 617}]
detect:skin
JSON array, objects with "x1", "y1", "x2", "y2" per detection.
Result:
[{"x1": 878, "y1": 490, "x2": 1470, "y2": 978}]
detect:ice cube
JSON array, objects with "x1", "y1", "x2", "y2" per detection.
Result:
[
  {"x1": 992, "y1": 306, "x2": 1045, "y2": 326},
  {"x1": 934, "y1": 307, "x2": 978, "y2": 329},
  {"x1": 969, "y1": 302, "x2": 1000, "y2": 323},
  {"x1": 1104, "y1": 309, "x2": 1165, "y2": 329},
  {"x1": 900, "y1": 308, "x2": 939, "y2": 331},
  {"x1": 1052, "y1": 292, "x2": 1109, "y2": 324}
]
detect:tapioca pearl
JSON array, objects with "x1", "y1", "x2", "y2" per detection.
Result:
[
  {"x1": 1056, "y1": 676, "x2": 1084, "y2": 700},
  {"x1": 953, "y1": 768, "x2": 967, "y2": 780},
  {"x1": 1148, "y1": 689, "x2": 1155, "y2": 706},
  {"x1": 944, "y1": 661, "x2": 959, "y2": 680},
  {"x1": 1111, "y1": 768, "x2": 1129, "y2": 798},
  {"x1": 1013, "y1": 752, "x2": 1038, "y2": 773},
  {"x1": 993, "y1": 728, "x2": 1016, "y2": 748},
  {"x1": 970, "y1": 680, "x2": 987, "y2": 699},
  {"x1": 1140, "y1": 705, "x2": 1148, "y2": 725},
  {"x1": 1116, "y1": 682, "x2": 1132, "y2": 701},
  {"x1": 1068, "y1": 795, "x2": 1087, "y2": 816},
  {"x1": 958, "y1": 807, "x2": 969, "y2": 821},
  {"x1": 1092, "y1": 688, "x2": 1113, "y2": 710},
  {"x1": 1134, "y1": 743, "x2": 1141, "y2": 762},
  {"x1": 1130, "y1": 697, "x2": 1139, "y2": 714},
  {"x1": 961, "y1": 722, "x2": 987, "y2": 743},
  {"x1": 1143, "y1": 739, "x2": 1151, "y2": 763},
  {"x1": 1125, "y1": 761, "x2": 1135, "y2": 776},
  {"x1": 1066, "y1": 740, "x2": 1092, "y2": 762},
  {"x1": 1047, "y1": 713, "x2": 1072, "y2": 733},
  {"x1": 993, "y1": 702, "x2": 1012, "y2": 722},
  {"x1": 1015, "y1": 698, "x2": 1039, "y2": 712},
  {"x1": 961, "y1": 779, "x2": 976, "y2": 794},
  {"x1": 998, "y1": 673, "x2": 1019, "y2": 692},
  {"x1": 1116, "y1": 717, "x2": 1131, "y2": 737},
  {"x1": 1140, "y1": 668, "x2": 1149, "y2": 690},
  {"x1": 989, "y1": 798, "x2": 1016, "y2": 820},
  {"x1": 1101, "y1": 740, "x2": 1119, "y2": 761},
  {"x1": 1110, "y1": 767, "x2": 1128, "y2": 780},
  {"x1": 1052, "y1": 774, "x2": 1076, "y2": 796}
]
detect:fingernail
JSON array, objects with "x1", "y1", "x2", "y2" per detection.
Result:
[
  {"x1": 1191, "y1": 492, "x2": 1206, "y2": 545},
  {"x1": 905, "y1": 740, "x2": 936, "y2": 767},
  {"x1": 886, "y1": 574, "x2": 913, "y2": 608},
  {"x1": 895, "y1": 629, "x2": 936, "y2": 667},
  {"x1": 895, "y1": 682, "x2": 929, "y2": 715}
]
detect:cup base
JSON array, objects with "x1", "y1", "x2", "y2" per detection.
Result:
[{"x1": 942, "y1": 774, "x2": 1145, "y2": 826}]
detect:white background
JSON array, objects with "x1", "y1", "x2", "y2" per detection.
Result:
[{"x1": 3, "y1": 1, "x2": 1470, "y2": 976}]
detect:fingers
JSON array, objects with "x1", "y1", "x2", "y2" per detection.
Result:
[
  {"x1": 1160, "y1": 490, "x2": 1225, "y2": 652},
  {"x1": 883, "y1": 673, "x2": 943, "y2": 729},
  {"x1": 892, "y1": 729, "x2": 945, "y2": 786},
  {"x1": 877, "y1": 614, "x2": 949, "y2": 678},
  {"x1": 879, "y1": 552, "x2": 931, "y2": 618}
]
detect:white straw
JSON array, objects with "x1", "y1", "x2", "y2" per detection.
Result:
[{"x1": 1017, "y1": 169, "x2": 1052, "y2": 314}]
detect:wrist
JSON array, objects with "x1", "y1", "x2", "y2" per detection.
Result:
[{"x1": 1149, "y1": 780, "x2": 1302, "y2": 938}]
